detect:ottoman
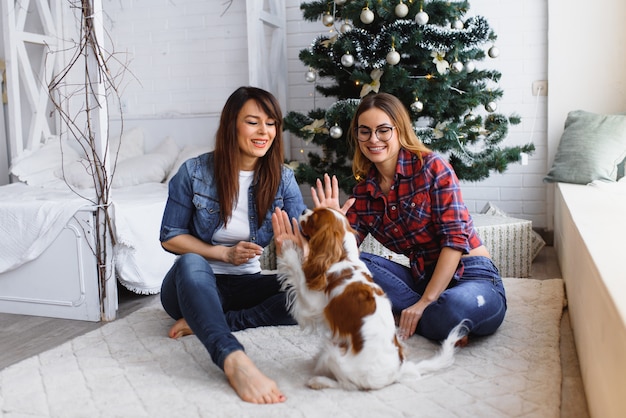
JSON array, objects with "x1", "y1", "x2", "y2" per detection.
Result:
[{"x1": 359, "y1": 214, "x2": 534, "y2": 278}]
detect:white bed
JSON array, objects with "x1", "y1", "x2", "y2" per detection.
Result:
[{"x1": 0, "y1": 125, "x2": 212, "y2": 321}]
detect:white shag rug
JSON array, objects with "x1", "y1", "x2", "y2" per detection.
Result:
[{"x1": 0, "y1": 278, "x2": 564, "y2": 418}]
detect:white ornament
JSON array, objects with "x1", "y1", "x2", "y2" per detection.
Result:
[
  {"x1": 488, "y1": 46, "x2": 500, "y2": 58},
  {"x1": 322, "y1": 13, "x2": 334, "y2": 27},
  {"x1": 330, "y1": 125, "x2": 343, "y2": 139},
  {"x1": 395, "y1": 2, "x2": 409, "y2": 18},
  {"x1": 411, "y1": 100, "x2": 424, "y2": 113},
  {"x1": 334, "y1": 0, "x2": 347, "y2": 5},
  {"x1": 340, "y1": 22, "x2": 353, "y2": 33},
  {"x1": 452, "y1": 19, "x2": 464, "y2": 29},
  {"x1": 464, "y1": 113, "x2": 478, "y2": 123},
  {"x1": 386, "y1": 49, "x2": 401, "y2": 66},
  {"x1": 451, "y1": 61, "x2": 464, "y2": 73},
  {"x1": 341, "y1": 53, "x2": 355, "y2": 67},
  {"x1": 415, "y1": 11, "x2": 429, "y2": 25},
  {"x1": 464, "y1": 61, "x2": 476, "y2": 73},
  {"x1": 360, "y1": 7, "x2": 374, "y2": 24},
  {"x1": 485, "y1": 101, "x2": 497, "y2": 112},
  {"x1": 305, "y1": 70, "x2": 317, "y2": 83}
]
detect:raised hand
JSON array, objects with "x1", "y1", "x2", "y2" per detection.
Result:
[
  {"x1": 271, "y1": 207, "x2": 308, "y2": 257},
  {"x1": 310, "y1": 173, "x2": 355, "y2": 215}
]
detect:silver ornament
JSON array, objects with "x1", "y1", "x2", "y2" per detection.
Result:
[
  {"x1": 334, "y1": 0, "x2": 347, "y2": 5},
  {"x1": 488, "y1": 46, "x2": 500, "y2": 58},
  {"x1": 341, "y1": 53, "x2": 354, "y2": 67},
  {"x1": 451, "y1": 61, "x2": 464, "y2": 73},
  {"x1": 386, "y1": 49, "x2": 401, "y2": 66},
  {"x1": 411, "y1": 100, "x2": 424, "y2": 113},
  {"x1": 415, "y1": 11, "x2": 429, "y2": 25},
  {"x1": 464, "y1": 61, "x2": 476, "y2": 73},
  {"x1": 329, "y1": 125, "x2": 343, "y2": 139},
  {"x1": 340, "y1": 22, "x2": 353, "y2": 33},
  {"x1": 360, "y1": 8, "x2": 374, "y2": 24},
  {"x1": 322, "y1": 13, "x2": 334, "y2": 27},
  {"x1": 485, "y1": 101, "x2": 497, "y2": 112},
  {"x1": 452, "y1": 19, "x2": 464, "y2": 29},
  {"x1": 464, "y1": 113, "x2": 477, "y2": 123},
  {"x1": 305, "y1": 70, "x2": 317, "y2": 83},
  {"x1": 395, "y1": 2, "x2": 409, "y2": 18}
]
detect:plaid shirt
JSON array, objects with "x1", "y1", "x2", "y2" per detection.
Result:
[{"x1": 347, "y1": 149, "x2": 482, "y2": 282}]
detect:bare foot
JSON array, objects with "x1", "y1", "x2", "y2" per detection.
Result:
[
  {"x1": 168, "y1": 318, "x2": 194, "y2": 339},
  {"x1": 223, "y1": 350, "x2": 286, "y2": 404}
]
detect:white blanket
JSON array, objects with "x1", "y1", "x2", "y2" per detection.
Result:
[
  {"x1": 112, "y1": 183, "x2": 176, "y2": 294},
  {"x1": 0, "y1": 182, "x2": 174, "y2": 295},
  {"x1": 0, "y1": 183, "x2": 90, "y2": 273}
]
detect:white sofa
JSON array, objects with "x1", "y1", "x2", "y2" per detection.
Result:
[{"x1": 554, "y1": 182, "x2": 626, "y2": 418}]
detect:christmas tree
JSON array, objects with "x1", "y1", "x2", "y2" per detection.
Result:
[{"x1": 284, "y1": 0, "x2": 535, "y2": 194}]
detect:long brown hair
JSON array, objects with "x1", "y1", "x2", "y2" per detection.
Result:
[
  {"x1": 214, "y1": 86, "x2": 284, "y2": 226},
  {"x1": 349, "y1": 93, "x2": 431, "y2": 181}
]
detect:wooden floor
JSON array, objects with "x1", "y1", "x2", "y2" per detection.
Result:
[{"x1": 0, "y1": 247, "x2": 589, "y2": 418}]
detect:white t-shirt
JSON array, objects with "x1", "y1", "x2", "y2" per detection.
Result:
[{"x1": 210, "y1": 170, "x2": 260, "y2": 274}]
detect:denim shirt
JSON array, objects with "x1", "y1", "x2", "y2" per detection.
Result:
[{"x1": 160, "y1": 152, "x2": 306, "y2": 249}]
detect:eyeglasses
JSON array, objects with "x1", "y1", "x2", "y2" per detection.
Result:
[{"x1": 355, "y1": 125, "x2": 395, "y2": 142}]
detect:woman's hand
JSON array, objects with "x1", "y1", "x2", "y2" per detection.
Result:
[
  {"x1": 397, "y1": 299, "x2": 431, "y2": 340},
  {"x1": 397, "y1": 247, "x2": 462, "y2": 338},
  {"x1": 271, "y1": 208, "x2": 308, "y2": 257},
  {"x1": 311, "y1": 173, "x2": 355, "y2": 215},
  {"x1": 225, "y1": 241, "x2": 263, "y2": 265}
]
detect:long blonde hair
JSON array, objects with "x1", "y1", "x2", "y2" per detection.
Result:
[
  {"x1": 349, "y1": 93, "x2": 431, "y2": 181},
  {"x1": 214, "y1": 86, "x2": 284, "y2": 226}
]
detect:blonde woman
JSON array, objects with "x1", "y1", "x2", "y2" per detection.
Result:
[{"x1": 313, "y1": 92, "x2": 506, "y2": 345}]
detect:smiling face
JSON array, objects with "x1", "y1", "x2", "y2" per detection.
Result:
[
  {"x1": 236, "y1": 99, "x2": 276, "y2": 170},
  {"x1": 355, "y1": 107, "x2": 401, "y2": 173}
]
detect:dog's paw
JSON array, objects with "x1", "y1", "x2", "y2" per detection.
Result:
[
  {"x1": 280, "y1": 239, "x2": 297, "y2": 252},
  {"x1": 307, "y1": 376, "x2": 340, "y2": 390},
  {"x1": 277, "y1": 242, "x2": 302, "y2": 267}
]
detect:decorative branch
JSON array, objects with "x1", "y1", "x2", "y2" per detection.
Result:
[{"x1": 48, "y1": 0, "x2": 132, "y2": 320}]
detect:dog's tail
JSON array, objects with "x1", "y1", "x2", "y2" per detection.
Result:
[{"x1": 401, "y1": 320, "x2": 469, "y2": 378}]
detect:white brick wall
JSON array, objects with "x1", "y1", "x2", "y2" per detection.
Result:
[
  {"x1": 103, "y1": 0, "x2": 249, "y2": 117},
  {"x1": 102, "y1": 0, "x2": 549, "y2": 228}
]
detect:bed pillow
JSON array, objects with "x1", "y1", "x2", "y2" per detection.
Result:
[
  {"x1": 544, "y1": 110, "x2": 626, "y2": 184},
  {"x1": 56, "y1": 159, "x2": 94, "y2": 189},
  {"x1": 112, "y1": 137, "x2": 179, "y2": 188},
  {"x1": 55, "y1": 128, "x2": 148, "y2": 188},
  {"x1": 58, "y1": 137, "x2": 179, "y2": 189},
  {"x1": 10, "y1": 136, "x2": 81, "y2": 186},
  {"x1": 109, "y1": 127, "x2": 145, "y2": 161}
]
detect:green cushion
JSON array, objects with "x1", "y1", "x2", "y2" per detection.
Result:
[{"x1": 544, "y1": 110, "x2": 626, "y2": 184}]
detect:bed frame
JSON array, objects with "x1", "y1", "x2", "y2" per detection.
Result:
[
  {"x1": 0, "y1": 208, "x2": 102, "y2": 321},
  {"x1": 0, "y1": 114, "x2": 218, "y2": 322}
]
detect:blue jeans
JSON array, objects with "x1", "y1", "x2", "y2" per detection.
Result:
[
  {"x1": 360, "y1": 253, "x2": 507, "y2": 341},
  {"x1": 160, "y1": 253, "x2": 296, "y2": 369}
]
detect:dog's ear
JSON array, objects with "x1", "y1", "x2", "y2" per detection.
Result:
[{"x1": 302, "y1": 210, "x2": 346, "y2": 291}]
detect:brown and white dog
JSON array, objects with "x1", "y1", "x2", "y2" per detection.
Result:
[{"x1": 277, "y1": 207, "x2": 467, "y2": 391}]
